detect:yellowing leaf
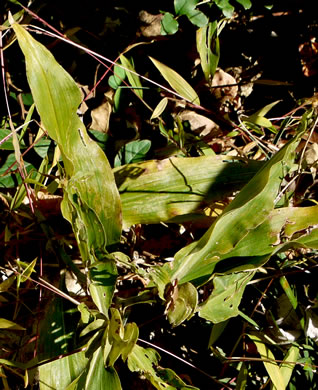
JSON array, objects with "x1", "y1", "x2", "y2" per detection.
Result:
[
  {"x1": 0, "y1": 318, "x2": 25, "y2": 330},
  {"x1": 150, "y1": 97, "x2": 168, "y2": 120},
  {"x1": 149, "y1": 56, "x2": 200, "y2": 105},
  {"x1": 248, "y1": 334, "x2": 285, "y2": 390}
]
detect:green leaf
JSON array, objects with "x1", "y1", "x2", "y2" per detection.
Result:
[
  {"x1": 128, "y1": 344, "x2": 198, "y2": 389},
  {"x1": 0, "y1": 153, "x2": 34, "y2": 188},
  {"x1": 39, "y1": 351, "x2": 89, "y2": 390},
  {"x1": 166, "y1": 282, "x2": 198, "y2": 327},
  {"x1": 236, "y1": 362, "x2": 248, "y2": 390},
  {"x1": 82, "y1": 349, "x2": 122, "y2": 390},
  {"x1": 174, "y1": 0, "x2": 208, "y2": 26},
  {"x1": 0, "y1": 318, "x2": 25, "y2": 330},
  {"x1": 12, "y1": 22, "x2": 122, "y2": 262},
  {"x1": 235, "y1": 0, "x2": 252, "y2": 10},
  {"x1": 150, "y1": 97, "x2": 169, "y2": 120},
  {"x1": 108, "y1": 64, "x2": 126, "y2": 89},
  {"x1": 279, "y1": 345, "x2": 299, "y2": 389},
  {"x1": 196, "y1": 21, "x2": 220, "y2": 81},
  {"x1": 149, "y1": 56, "x2": 200, "y2": 105},
  {"x1": 198, "y1": 272, "x2": 254, "y2": 323},
  {"x1": 157, "y1": 133, "x2": 302, "y2": 285},
  {"x1": 104, "y1": 308, "x2": 139, "y2": 366},
  {"x1": 34, "y1": 137, "x2": 52, "y2": 158},
  {"x1": 215, "y1": 0, "x2": 235, "y2": 17},
  {"x1": 244, "y1": 100, "x2": 281, "y2": 129},
  {"x1": 88, "y1": 259, "x2": 118, "y2": 317},
  {"x1": 161, "y1": 12, "x2": 179, "y2": 35},
  {"x1": 114, "y1": 139, "x2": 151, "y2": 167},
  {"x1": 247, "y1": 334, "x2": 285, "y2": 390},
  {"x1": 120, "y1": 54, "x2": 143, "y2": 99},
  {"x1": 115, "y1": 155, "x2": 262, "y2": 227},
  {"x1": 0, "y1": 128, "x2": 26, "y2": 150},
  {"x1": 187, "y1": 10, "x2": 208, "y2": 27}
]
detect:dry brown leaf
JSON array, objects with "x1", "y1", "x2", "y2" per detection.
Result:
[
  {"x1": 212, "y1": 68, "x2": 239, "y2": 108},
  {"x1": 90, "y1": 90, "x2": 114, "y2": 133},
  {"x1": 139, "y1": 10, "x2": 163, "y2": 38},
  {"x1": 178, "y1": 110, "x2": 220, "y2": 137}
]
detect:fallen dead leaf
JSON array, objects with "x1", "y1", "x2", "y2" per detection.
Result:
[
  {"x1": 178, "y1": 110, "x2": 220, "y2": 137},
  {"x1": 90, "y1": 90, "x2": 114, "y2": 133}
]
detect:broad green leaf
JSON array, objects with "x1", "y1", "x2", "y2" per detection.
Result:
[
  {"x1": 12, "y1": 23, "x2": 122, "y2": 258},
  {"x1": 156, "y1": 133, "x2": 302, "y2": 285},
  {"x1": 278, "y1": 345, "x2": 299, "y2": 389},
  {"x1": 215, "y1": 0, "x2": 235, "y2": 17},
  {"x1": 0, "y1": 153, "x2": 34, "y2": 188},
  {"x1": 114, "y1": 139, "x2": 151, "y2": 167},
  {"x1": 120, "y1": 54, "x2": 143, "y2": 99},
  {"x1": 104, "y1": 308, "x2": 139, "y2": 366},
  {"x1": 149, "y1": 56, "x2": 200, "y2": 105},
  {"x1": 127, "y1": 345, "x2": 162, "y2": 387},
  {"x1": 216, "y1": 206, "x2": 318, "y2": 265},
  {"x1": 82, "y1": 349, "x2": 122, "y2": 390},
  {"x1": 115, "y1": 155, "x2": 262, "y2": 227},
  {"x1": 150, "y1": 97, "x2": 169, "y2": 120},
  {"x1": 39, "y1": 351, "x2": 89, "y2": 390},
  {"x1": 198, "y1": 272, "x2": 254, "y2": 323},
  {"x1": 175, "y1": 0, "x2": 198, "y2": 15},
  {"x1": 174, "y1": 0, "x2": 208, "y2": 26},
  {"x1": 248, "y1": 334, "x2": 285, "y2": 390},
  {"x1": 235, "y1": 0, "x2": 252, "y2": 9},
  {"x1": 161, "y1": 12, "x2": 179, "y2": 35},
  {"x1": 0, "y1": 318, "x2": 25, "y2": 330},
  {"x1": 34, "y1": 137, "x2": 52, "y2": 158},
  {"x1": 0, "y1": 128, "x2": 26, "y2": 150},
  {"x1": 166, "y1": 282, "x2": 198, "y2": 327},
  {"x1": 187, "y1": 10, "x2": 208, "y2": 28},
  {"x1": 89, "y1": 259, "x2": 118, "y2": 317},
  {"x1": 128, "y1": 344, "x2": 198, "y2": 389},
  {"x1": 38, "y1": 289, "x2": 86, "y2": 389}
]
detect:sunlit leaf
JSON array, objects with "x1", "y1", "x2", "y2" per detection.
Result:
[
  {"x1": 115, "y1": 155, "x2": 262, "y2": 227},
  {"x1": 89, "y1": 259, "x2": 117, "y2": 317},
  {"x1": 166, "y1": 282, "x2": 198, "y2": 327},
  {"x1": 156, "y1": 132, "x2": 303, "y2": 285},
  {"x1": 149, "y1": 56, "x2": 200, "y2": 105},
  {"x1": 104, "y1": 308, "x2": 139, "y2": 366},
  {"x1": 196, "y1": 21, "x2": 220, "y2": 81},
  {"x1": 120, "y1": 54, "x2": 143, "y2": 99},
  {"x1": 0, "y1": 318, "x2": 25, "y2": 330},
  {"x1": 128, "y1": 344, "x2": 198, "y2": 389},
  {"x1": 279, "y1": 345, "x2": 299, "y2": 389},
  {"x1": 12, "y1": 22, "x2": 122, "y2": 256},
  {"x1": 248, "y1": 334, "x2": 285, "y2": 390},
  {"x1": 150, "y1": 97, "x2": 169, "y2": 120},
  {"x1": 198, "y1": 272, "x2": 254, "y2": 323}
]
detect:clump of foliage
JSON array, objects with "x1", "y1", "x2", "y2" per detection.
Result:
[{"x1": 1, "y1": 1, "x2": 318, "y2": 389}]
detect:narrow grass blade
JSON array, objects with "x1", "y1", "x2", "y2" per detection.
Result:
[{"x1": 149, "y1": 56, "x2": 200, "y2": 105}]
